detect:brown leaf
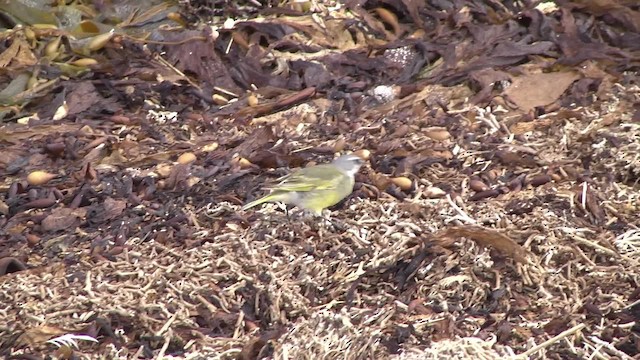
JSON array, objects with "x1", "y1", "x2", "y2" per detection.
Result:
[
  {"x1": 65, "y1": 81, "x2": 103, "y2": 116},
  {"x1": 234, "y1": 126, "x2": 276, "y2": 158},
  {"x1": 0, "y1": 36, "x2": 37, "y2": 69},
  {"x1": 469, "y1": 68, "x2": 512, "y2": 104},
  {"x1": 102, "y1": 198, "x2": 127, "y2": 221},
  {"x1": 240, "y1": 87, "x2": 316, "y2": 120},
  {"x1": 494, "y1": 150, "x2": 538, "y2": 168},
  {"x1": 0, "y1": 257, "x2": 27, "y2": 276},
  {"x1": 543, "y1": 316, "x2": 570, "y2": 336},
  {"x1": 165, "y1": 163, "x2": 191, "y2": 189},
  {"x1": 41, "y1": 207, "x2": 86, "y2": 232},
  {"x1": 509, "y1": 118, "x2": 554, "y2": 135},
  {"x1": 238, "y1": 337, "x2": 268, "y2": 360},
  {"x1": 571, "y1": 0, "x2": 640, "y2": 32},
  {"x1": 162, "y1": 29, "x2": 242, "y2": 94},
  {"x1": 374, "y1": 7, "x2": 400, "y2": 36},
  {"x1": 15, "y1": 325, "x2": 66, "y2": 349},
  {"x1": 440, "y1": 226, "x2": 531, "y2": 263},
  {"x1": 504, "y1": 71, "x2": 581, "y2": 112},
  {"x1": 577, "y1": 184, "x2": 606, "y2": 225}
]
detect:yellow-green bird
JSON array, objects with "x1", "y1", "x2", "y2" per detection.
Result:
[{"x1": 242, "y1": 154, "x2": 365, "y2": 215}]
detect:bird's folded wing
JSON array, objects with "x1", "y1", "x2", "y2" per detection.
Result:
[
  {"x1": 262, "y1": 164, "x2": 345, "y2": 192},
  {"x1": 271, "y1": 176, "x2": 326, "y2": 192},
  {"x1": 272, "y1": 173, "x2": 341, "y2": 192}
]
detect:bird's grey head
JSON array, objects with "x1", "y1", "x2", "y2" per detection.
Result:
[{"x1": 332, "y1": 154, "x2": 365, "y2": 176}]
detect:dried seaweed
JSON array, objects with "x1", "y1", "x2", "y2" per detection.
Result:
[{"x1": 1, "y1": 0, "x2": 640, "y2": 359}]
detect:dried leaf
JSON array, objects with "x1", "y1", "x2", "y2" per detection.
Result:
[
  {"x1": 41, "y1": 207, "x2": 86, "y2": 232},
  {"x1": 15, "y1": 325, "x2": 66, "y2": 349},
  {"x1": 440, "y1": 226, "x2": 531, "y2": 263},
  {"x1": 505, "y1": 71, "x2": 581, "y2": 112}
]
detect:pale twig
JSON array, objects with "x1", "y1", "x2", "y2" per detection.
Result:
[
  {"x1": 445, "y1": 194, "x2": 477, "y2": 224},
  {"x1": 581, "y1": 181, "x2": 588, "y2": 210},
  {"x1": 155, "y1": 334, "x2": 171, "y2": 360},
  {"x1": 47, "y1": 334, "x2": 98, "y2": 349},
  {"x1": 516, "y1": 323, "x2": 586, "y2": 358},
  {"x1": 613, "y1": 229, "x2": 640, "y2": 254},
  {"x1": 233, "y1": 310, "x2": 245, "y2": 339},
  {"x1": 155, "y1": 312, "x2": 178, "y2": 336},
  {"x1": 566, "y1": 233, "x2": 619, "y2": 257},
  {"x1": 213, "y1": 86, "x2": 239, "y2": 98},
  {"x1": 587, "y1": 336, "x2": 633, "y2": 360},
  {"x1": 623, "y1": 297, "x2": 640, "y2": 310}
]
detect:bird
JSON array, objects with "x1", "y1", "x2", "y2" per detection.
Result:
[{"x1": 241, "y1": 153, "x2": 365, "y2": 215}]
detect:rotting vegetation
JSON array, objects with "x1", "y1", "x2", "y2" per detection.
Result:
[{"x1": 0, "y1": 0, "x2": 639, "y2": 359}]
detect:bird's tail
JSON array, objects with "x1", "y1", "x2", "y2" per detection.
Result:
[{"x1": 241, "y1": 193, "x2": 286, "y2": 211}]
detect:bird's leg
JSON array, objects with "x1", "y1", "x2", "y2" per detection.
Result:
[
  {"x1": 319, "y1": 209, "x2": 345, "y2": 231},
  {"x1": 276, "y1": 202, "x2": 292, "y2": 224},
  {"x1": 280, "y1": 204, "x2": 306, "y2": 239}
]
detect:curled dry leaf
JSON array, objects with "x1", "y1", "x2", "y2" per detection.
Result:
[
  {"x1": 423, "y1": 127, "x2": 451, "y2": 141},
  {"x1": 178, "y1": 152, "x2": 197, "y2": 164},
  {"x1": 528, "y1": 174, "x2": 552, "y2": 187},
  {"x1": 374, "y1": 7, "x2": 400, "y2": 36},
  {"x1": 333, "y1": 137, "x2": 346, "y2": 153},
  {"x1": 577, "y1": 184, "x2": 606, "y2": 225},
  {"x1": 0, "y1": 257, "x2": 28, "y2": 276},
  {"x1": 440, "y1": 226, "x2": 532, "y2": 263},
  {"x1": 23, "y1": 198, "x2": 57, "y2": 209},
  {"x1": 370, "y1": 173, "x2": 391, "y2": 190},
  {"x1": 52, "y1": 103, "x2": 68, "y2": 121},
  {"x1": 27, "y1": 171, "x2": 57, "y2": 186},
  {"x1": 167, "y1": 12, "x2": 187, "y2": 27},
  {"x1": 469, "y1": 179, "x2": 489, "y2": 192},
  {"x1": 25, "y1": 233, "x2": 40, "y2": 246},
  {"x1": 87, "y1": 30, "x2": 114, "y2": 51},
  {"x1": 232, "y1": 157, "x2": 253, "y2": 169},
  {"x1": 247, "y1": 93, "x2": 259, "y2": 107},
  {"x1": 44, "y1": 36, "x2": 62, "y2": 58},
  {"x1": 202, "y1": 142, "x2": 219, "y2": 152},
  {"x1": 70, "y1": 58, "x2": 98, "y2": 67},
  {"x1": 390, "y1": 176, "x2": 413, "y2": 191},
  {"x1": 424, "y1": 186, "x2": 446, "y2": 198},
  {"x1": 44, "y1": 142, "x2": 65, "y2": 156},
  {"x1": 212, "y1": 94, "x2": 228, "y2": 105},
  {"x1": 239, "y1": 158, "x2": 253, "y2": 169},
  {"x1": 41, "y1": 207, "x2": 86, "y2": 232},
  {"x1": 0, "y1": 200, "x2": 8, "y2": 215},
  {"x1": 505, "y1": 71, "x2": 581, "y2": 112},
  {"x1": 353, "y1": 149, "x2": 371, "y2": 161},
  {"x1": 509, "y1": 118, "x2": 554, "y2": 135},
  {"x1": 156, "y1": 163, "x2": 173, "y2": 178},
  {"x1": 15, "y1": 325, "x2": 67, "y2": 350}
]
